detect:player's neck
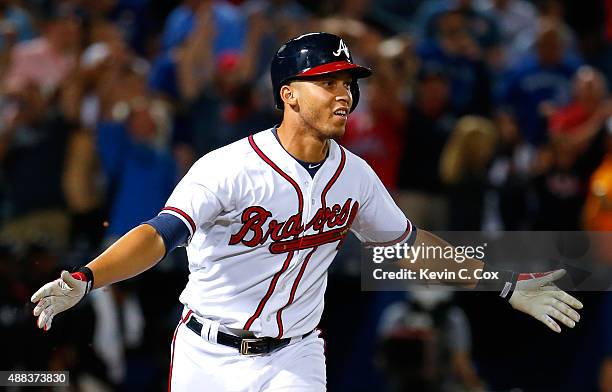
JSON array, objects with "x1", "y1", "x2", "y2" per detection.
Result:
[{"x1": 276, "y1": 123, "x2": 329, "y2": 163}]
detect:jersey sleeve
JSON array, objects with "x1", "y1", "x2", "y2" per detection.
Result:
[
  {"x1": 159, "y1": 155, "x2": 233, "y2": 243},
  {"x1": 350, "y1": 160, "x2": 415, "y2": 246}
]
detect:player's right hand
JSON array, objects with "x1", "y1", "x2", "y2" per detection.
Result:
[
  {"x1": 508, "y1": 269, "x2": 583, "y2": 333},
  {"x1": 31, "y1": 271, "x2": 88, "y2": 331}
]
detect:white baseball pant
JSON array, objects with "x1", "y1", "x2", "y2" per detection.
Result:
[{"x1": 168, "y1": 310, "x2": 326, "y2": 391}]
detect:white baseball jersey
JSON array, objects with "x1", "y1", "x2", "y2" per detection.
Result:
[{"x1": 160, "y1": 128, "x2": 414, "y2": 339}]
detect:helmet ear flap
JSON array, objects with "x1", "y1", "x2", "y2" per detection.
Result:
[{"x1": 349, "y1": 80, "x2": 360, "y2": 113}]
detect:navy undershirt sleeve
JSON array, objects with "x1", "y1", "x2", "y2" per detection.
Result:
[{"x1": 143, "y1": 213, "x2": 190, "y2": 256}]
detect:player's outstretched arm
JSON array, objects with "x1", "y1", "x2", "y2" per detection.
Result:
[
  {"x1": 402, "y1": 230, "x2": 583, "y2": 333},
  {"x1": 31, "y1": 224, "x2": 166, "y2": 330}
]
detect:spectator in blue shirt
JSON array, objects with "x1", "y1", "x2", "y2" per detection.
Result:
[
  {"x1": 498, "y1": 18, "x2": 581, "y2": 146},
  {"x1": 417, "y1": 10, "x2": 493, "y2": 116},
  {"x1": 96, "y1": 97, "x2": 177, "y2": 239},
  {"x1": 160, "y1": 0, "x2": 197, "y2": 53},
  {"x1": 160, "y1": 0, "x2": 247, "y2": 56},
  {"x1": 415, "y1": 0, "x2": 500, "y2": 50}
]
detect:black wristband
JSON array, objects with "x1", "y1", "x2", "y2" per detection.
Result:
[
  {"x1": 77, "y1": 266, "x2": 94, "y2": 294},
  {"x1": 473, "y1": 264, "x2": 518, "y2": 300}
]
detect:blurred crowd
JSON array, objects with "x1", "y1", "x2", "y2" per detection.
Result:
[{"x1": 1, "y1": 0, "x2": 612, "y2": 391}]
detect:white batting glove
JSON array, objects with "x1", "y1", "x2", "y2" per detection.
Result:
[
  {"x1": 31, "y1": 270, "x2": 90, "y2": 331},
  {"x1": 508, "y1": 269, "x2": 583, "y2": 333}
]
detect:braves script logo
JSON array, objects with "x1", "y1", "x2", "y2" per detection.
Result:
[
  {"x1": 229, "y1": 199, "x2": 359, "y2": 253},
  {"x1": 332, "y1": 39, "x2": 350, "y2": 59}
]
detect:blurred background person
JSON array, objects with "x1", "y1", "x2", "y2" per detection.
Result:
[
  {"x1": 531, "y1": 66, "x2": 610, "y2": 230},
  {"x1": 0, "y1": 80, "x2": 73, "y2": 250},
  {"x1": 342, "y1": 62, "x2": 407, "y2": 191},
  {"x1": 497, "y1": 18, "x2": 581, "y2": 147},
  {"x1": 396, "y1": 66, "x2": 456, "y2": 230},
  {"x1": 474, "y1": 0, "x2": 538, "y2": 71},
  {"x1": 3, "y1": 2, "x2": 81, "y2": 97},
  {"x1": 417, "y1": 8, "x2": 493, "y2": 116},
  {"x1": 97, "y1": 95, "x2": 176, "y2": 242},
  {"x1": 376, "y1": 289, "x2": 484, "y2": 392},
  {"x1": 440, "y1": 116, "x2": 498, "y2": 230},
  {"x1": 485, "y1": 109, "x2": 535, "y2": 230}
]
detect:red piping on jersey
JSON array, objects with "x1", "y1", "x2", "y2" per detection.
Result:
[
  {"x1": 243, "y1": 251, "x2": 294, "y2": 330},
  {"x1": 168, "y1": 309, "x2": 192, "y2": 392},
  {"x1": 275, "y1": 246, "x2": 318, "y2": 338},
  {"x1": 244, "y1": 134, "x2": 306, "y2": 331},
  {"x1": 363, "y1": 219, "x2": 413, "y2": 247},
  {"x1": 275, "y1": 146, "x2": 347, "y2": 338},
  {"x1": 320, "y1": 146, "x2": 346, "y2": 213},
  {"x1": 248, "y1": 135, "x2": 304, "y2": 215},
  {"x1": 161, "y1": 207, "x2": 197, "y2": 234}
]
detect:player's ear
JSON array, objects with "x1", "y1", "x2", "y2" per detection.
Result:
[{"x1": 280, "y1": 84, "x2": 298, "y2": 109}]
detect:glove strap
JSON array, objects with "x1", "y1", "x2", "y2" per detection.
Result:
[
  {"x1": 72, "y1": 266, "x2": 94, "y2": 295},
  {"x1": 474, "y1": 264, "x2": 518, "y2": 300}
]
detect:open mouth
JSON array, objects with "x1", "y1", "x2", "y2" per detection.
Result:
[{"x1": 333, "y1": 108, "x2": 348, "y2": 119}]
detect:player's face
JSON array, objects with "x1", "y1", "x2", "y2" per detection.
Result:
[{"x1": 291, "y1": 72, "x2": 353, "y2": 139}]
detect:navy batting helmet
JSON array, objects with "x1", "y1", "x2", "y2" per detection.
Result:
[{"x1": 271, "y1": 32, "x2": 372, "y2": 112}]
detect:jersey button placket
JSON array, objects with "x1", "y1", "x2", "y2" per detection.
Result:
[
  {"x1": 301, "y1": 177, "x2": 314, "y2": 231},
  {"x1": 297, "y1": 177, "x2": 313, "y2": 261}
]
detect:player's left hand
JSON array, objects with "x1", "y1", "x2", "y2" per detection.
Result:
[{"x1": 508, "y1": 269, "x2": 583, "y2": 333}]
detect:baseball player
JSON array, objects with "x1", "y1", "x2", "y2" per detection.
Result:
[{"x1": 31, "y1": 32, "x2": 582, "y2": 391}]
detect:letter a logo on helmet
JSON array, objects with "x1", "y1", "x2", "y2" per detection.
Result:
[
  {"x1": 270, "y1": 32, "x2": 372, "y2": 113},
  {"x1": 332, "y1": 39, "x2": 350, "y2": 59}
]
